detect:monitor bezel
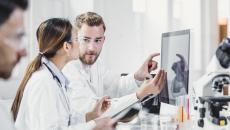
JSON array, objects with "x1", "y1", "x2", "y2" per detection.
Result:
[{"x1": 160, "y1": 29, "x2": 190, "y2": 105}]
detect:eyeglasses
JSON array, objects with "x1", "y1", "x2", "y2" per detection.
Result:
[{"x1": 77, "y1": 36, "x2": 104, "y2": 45}]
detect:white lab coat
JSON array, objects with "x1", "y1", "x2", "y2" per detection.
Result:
[
  {"x1": 0, "y1": 99, "x2": 15, "y2": 130},
  {"x1": 15, "y1": 58, "x2": 96, "y2": 130},
  {"x1": 62, "y1": 58, "x2": 141, "y2": 115}
]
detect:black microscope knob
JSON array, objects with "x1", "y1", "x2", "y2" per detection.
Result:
[
  {"x1": 217, "y1": 84, "x2": 223, "y2": 92},
  {"x1": 198, "y1": 119, "x2": 204, "y2": 127},
  {"x1": 194, "y1": 106, "x2": 198, "y2": 110},
  {"x1": 199, "y1": 108, "x2": 206, "y2": 118},
  {"x1": 215, "y1": 81, "x2": 219, "y2": 85}
]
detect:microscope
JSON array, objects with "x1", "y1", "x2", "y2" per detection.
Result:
[
  {"x1": 193, "y1": 37, "x2": 230, "y2": 127},
  {"x1": 197, "y1": 96, "x2": 230, "y2": 127}
]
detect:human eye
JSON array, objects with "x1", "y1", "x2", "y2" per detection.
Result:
[
  {"x1": 95, "y1": 38, "x2": 103, "y2": 44},
  {"x1": 82, "y1": 38, "x2": 90, "y2": 43}
]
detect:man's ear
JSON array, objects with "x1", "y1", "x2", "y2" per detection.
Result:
[{"x1": 102, "y1": 36, "x2": 106, "y2": 44}]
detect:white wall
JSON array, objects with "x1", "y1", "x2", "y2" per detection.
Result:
[
  {"x1": 94, "y1": 0, "x2": 216, "y2": 83},
  {"x1": 0, "y1": 0, "x2": 221, "y2": 99},
  {"x1": 95, "y1": 0, "x2": 168, "y2": 73}
]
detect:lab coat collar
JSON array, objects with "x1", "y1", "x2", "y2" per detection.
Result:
[
  {"x1": 80, "y1": 61, "x2": 92, "y2": 73},
  {"x1": 78, "y1": 58, "x2": 102, "y2": 73},
  {"x1": 41, "y1": 57, "x2": 69, "y2": 88}
]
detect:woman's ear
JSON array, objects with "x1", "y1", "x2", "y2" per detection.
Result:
[{"x1": 63, "y1": 42, "x2": 71, "y2": 52}]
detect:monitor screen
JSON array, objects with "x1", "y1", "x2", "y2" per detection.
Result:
[{"x1": 160, "y1": 29, "x2": 190, "y2": 105}]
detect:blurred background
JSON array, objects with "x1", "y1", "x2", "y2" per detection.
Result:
[{"x1": 0, "y1": 0, "x2": 229, "y2": 100}]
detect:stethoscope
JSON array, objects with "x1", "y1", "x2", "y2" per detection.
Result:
[{"x1": 43, "y1": 62, "x2": 72, "y2": 126}]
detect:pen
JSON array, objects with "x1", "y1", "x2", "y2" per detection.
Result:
[{"x1": 141, "y1": 93, "x2": 157, "y2": 105}]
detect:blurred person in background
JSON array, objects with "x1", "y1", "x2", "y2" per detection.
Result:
[
  {"x1": 0, "y1": 0, "x2": 28, "y2": 79},
  {"x1": 0, "y1": 1, "x2": 28, "y2": 130}
]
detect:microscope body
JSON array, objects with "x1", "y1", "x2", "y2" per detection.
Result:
[
  {"x1": 197, "y1": 96, "x2": 230, "y2": 127},
  {"x1": 193, "y1": 37, "x2": 230, "y2": 127},
  {"x1": 194, "y1": 56, "x2": 230, "y2": 97}
]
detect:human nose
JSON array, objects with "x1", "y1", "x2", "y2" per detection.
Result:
[{"x1": 87, "y1": 42, "x2": 97, "y2": 51}]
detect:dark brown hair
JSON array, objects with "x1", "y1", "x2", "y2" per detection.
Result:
[
  {"x1": 0, "y1": 0, "x2": 28, "y2": 25},
  {"x1": 11, "y1": 18, "x2": 72, "y2": 121}
]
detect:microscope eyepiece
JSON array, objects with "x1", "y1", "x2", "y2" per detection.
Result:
[
  {"x1": 221, "y1": 37, "x2": 230, "y2": 51},
  {"x1": 216, "y1": 37, "x2": 230, "y2": 68}
]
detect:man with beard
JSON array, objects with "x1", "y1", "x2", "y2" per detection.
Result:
[
  {"x1": 0, "y1": 0, "x2": 28, "y2": 79},
  {"x1": 62, "y1": 12, "x2": 166, "y2": 117},
  {"x1": 0, "y1": 1, "x2": 28, "y2": 130}
]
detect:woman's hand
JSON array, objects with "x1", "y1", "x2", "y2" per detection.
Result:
[
  {"x1": 136, "y1": 69, "x2": 166, "y2": 99},
  {"x1": 86, "y1": 96, "x2": 111, "y2": 121}
]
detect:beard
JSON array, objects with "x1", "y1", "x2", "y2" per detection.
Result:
[
  {"x1": 0, "y1": 42, "x2": 24, "y2": 79},
  {"x1": 0, "y1": 64, "x2": 14, "y2": 79},
  {"x1": 0, "y1": 58, "x2": 18, "y2": 79},
  {"x1": 79, "y1": 51, "x2": 100, "y2": 65},
  {"x1": 0, "y1": 71, "x2": 12, "y2": 79},
  {"x1": 0, "y1": 52, "x2": 19, "y2": 79}
]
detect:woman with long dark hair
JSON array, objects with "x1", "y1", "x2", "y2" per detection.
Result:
[{"x1": 11, "y1": 18, "x2": 115, "y2": 130}]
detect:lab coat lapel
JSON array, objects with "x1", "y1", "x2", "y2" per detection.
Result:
[
  {"x1": 73, "y1": 59, "x2": 104, "y2": 96},
  {"x1": 78, "y1": 61, "x2": 98, "y2": 95}
]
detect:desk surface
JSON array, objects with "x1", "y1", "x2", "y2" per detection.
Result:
[{"x1": 116, "y1": 116, "x2": 230, "y2": 130}]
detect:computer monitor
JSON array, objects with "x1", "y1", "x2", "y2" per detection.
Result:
[
  {"x1": 141, "y1": 30, "x2": 190, "y2": 113},
  {"x1": 160, "y1": 29, "x2": 190, "y2": 105}
]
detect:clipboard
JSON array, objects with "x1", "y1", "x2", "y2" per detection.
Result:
[{"x1": 111, "y1": 100, "x2": 141, "y2": 122}]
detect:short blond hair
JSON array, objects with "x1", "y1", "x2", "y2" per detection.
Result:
[{"x1": 75, "y1": 12, "x2": 106, "y2": 32}]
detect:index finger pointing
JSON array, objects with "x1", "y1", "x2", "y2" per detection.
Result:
[{"x1": 147, "y1": 53, "x2": 160, "y2": 60}]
